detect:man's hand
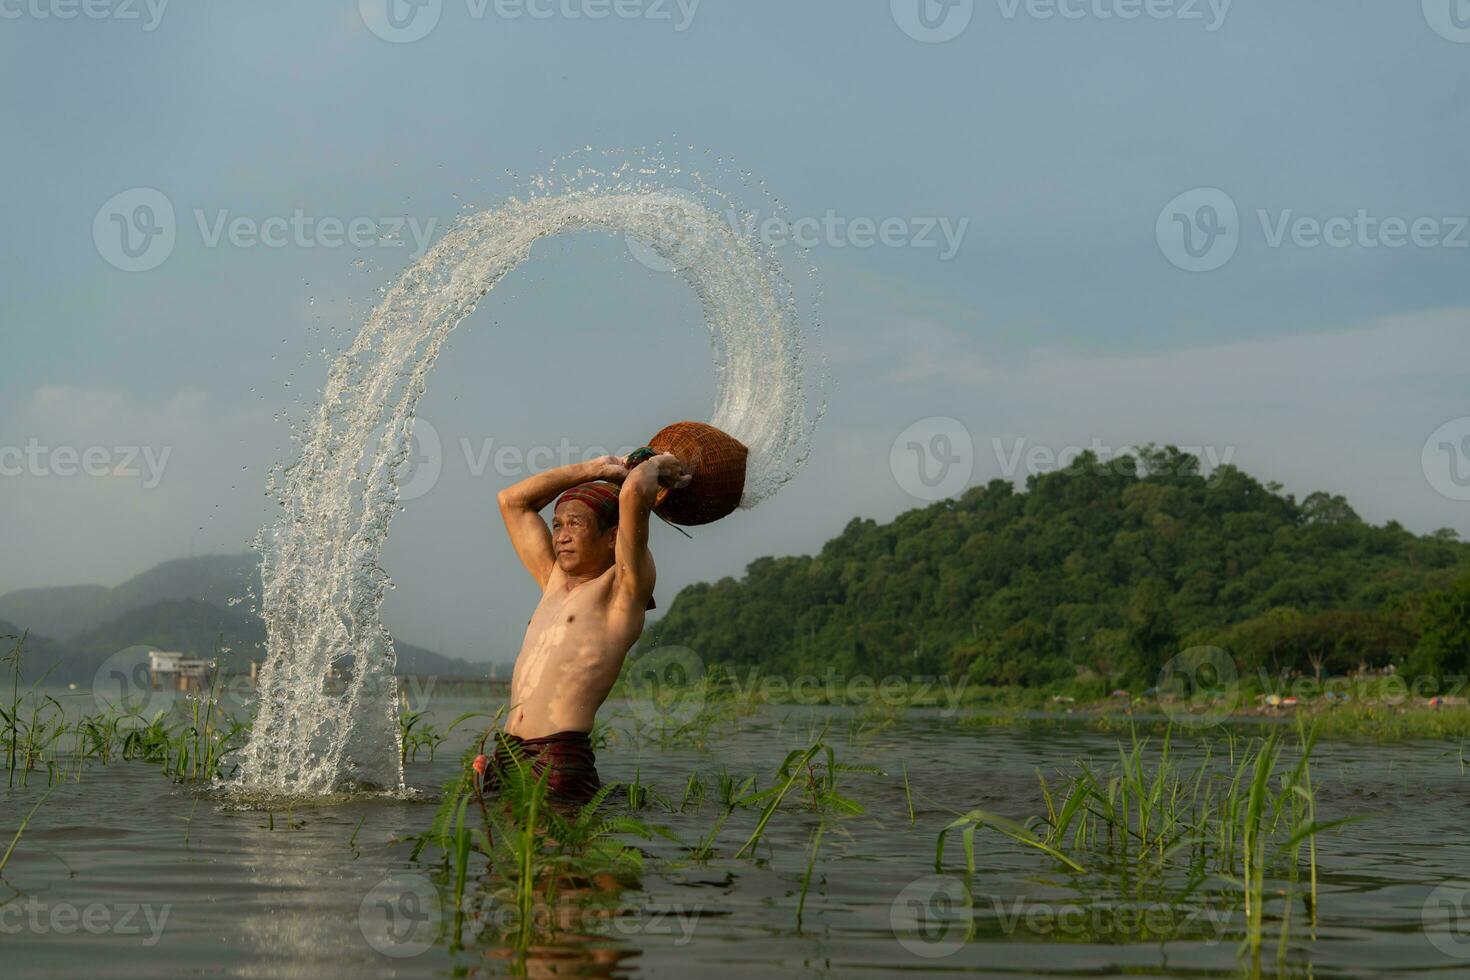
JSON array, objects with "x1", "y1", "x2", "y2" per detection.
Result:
[
  {"x1": 626, "y1": 453, "x2": 692, "y2": 494},
  {"x1": 590, "y1": 455, "x2": 630, "y2": 484}
]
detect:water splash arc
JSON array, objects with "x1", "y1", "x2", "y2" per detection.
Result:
[{"x1": 234, "y1": 188, "x2": 819, "y2": 795}]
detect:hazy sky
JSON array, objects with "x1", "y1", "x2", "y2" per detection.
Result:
[{"x1": 3, "y1": 2, "x2": 1469, "y2": 661}]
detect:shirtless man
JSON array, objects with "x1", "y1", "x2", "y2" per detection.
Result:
[{"x1": 480, "y1": 451, "x2": 688, "y2": 802}]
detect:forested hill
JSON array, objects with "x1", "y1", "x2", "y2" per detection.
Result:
[{"x1": 642, "y1": 447, "x2": 1470, "y2": 689}]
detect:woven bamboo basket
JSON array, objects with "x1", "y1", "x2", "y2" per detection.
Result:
[{"x1": 643, "y1": 421, "x2": 748, "y2": 526}]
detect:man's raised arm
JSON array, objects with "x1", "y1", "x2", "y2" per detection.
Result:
[
  {"x1": 616, "y1": 453, "x2": 688, "y2": 606},
  {"x1": 498, "y1": 456, "x2": 628, "y2": 588}
]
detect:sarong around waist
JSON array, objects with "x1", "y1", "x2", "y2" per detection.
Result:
[{"x1": 479, "y1": 729, "x2": 601, "y2": 805}]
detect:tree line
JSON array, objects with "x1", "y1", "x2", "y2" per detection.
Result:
[{"x1": 641, "y1": 447, "x2": 1470, "y2": 692}]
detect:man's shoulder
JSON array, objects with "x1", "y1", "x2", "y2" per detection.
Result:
[{"x1": 541, "y1": 563, "x2": 619, "y2": 598}]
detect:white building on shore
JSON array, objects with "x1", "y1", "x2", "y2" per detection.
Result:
[{"x1": 148, "y1": 650, "x2": 210, "y2": 692}]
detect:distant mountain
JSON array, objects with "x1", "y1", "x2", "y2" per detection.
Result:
[
  {"x1": 0, "y1": 618, "x2": 72, "y2": 684},
  {"x1": 0, "y1": 585, "x2": 109, "y2": 642},
  {"x1": 0, "y1": 555, "x2": 256, "y2": 641},
  {"x1": 25, "y1": 598, "x2": 483, "y2": 686},
  {"x1": 0, "y1": 556, "x2": 487, "y2": 684}
]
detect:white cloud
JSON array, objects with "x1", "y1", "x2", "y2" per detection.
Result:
[
  {"x1": 22, "y1": 386, "x2": 210, "y2": 440},
  {"x1": 849, "y1": 307, "x2": 1470, "y2": 535}
]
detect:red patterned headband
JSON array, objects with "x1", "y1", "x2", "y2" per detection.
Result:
[{"x1": 555, "y1": 482, "x2": 621, "y2": 529}]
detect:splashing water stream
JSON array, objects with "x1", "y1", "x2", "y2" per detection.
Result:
[{"x1": 234, "y1": 176, "x2": 822, "y2": 795}]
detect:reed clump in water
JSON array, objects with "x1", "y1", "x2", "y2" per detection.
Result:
[
  {"x1": 411, "y1": 732, "x2": 670, "y2": 955},
  {"x1": 398, "y1": 700, "x2": 447, "y2": 765},
  {"x1": 674, "y1": 735, "x2": 877, "y2": 930},
  {"x1": 2, "y1": 633, "x2": 72, "y2": 787},
  {"x1": 96, "y1": 658, "x2": 250, "y2": 785},
  {"x1": 935, "y1": 723, "x2": 1358, "y2": 964}
]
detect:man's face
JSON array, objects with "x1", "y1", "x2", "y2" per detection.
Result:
[{"x1": 552, "y1": 500, "x2": 616, "y2": 574}]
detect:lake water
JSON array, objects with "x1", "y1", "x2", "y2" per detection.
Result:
[{"x1": 5, "y1": 692, "x2": 1469, "y2": 978}]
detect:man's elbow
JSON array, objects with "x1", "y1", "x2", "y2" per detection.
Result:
[{"x1": 496, "y1": 489, "x2": 522, "y2": 515}]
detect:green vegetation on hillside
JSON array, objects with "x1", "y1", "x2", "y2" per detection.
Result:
[{"x1": 642, "y1": 447, "x2": 1470, "y2": 691}]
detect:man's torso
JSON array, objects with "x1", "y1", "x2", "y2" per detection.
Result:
[{"x1": 506, "y1": 567, "x2": 644, "y2": 739}]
